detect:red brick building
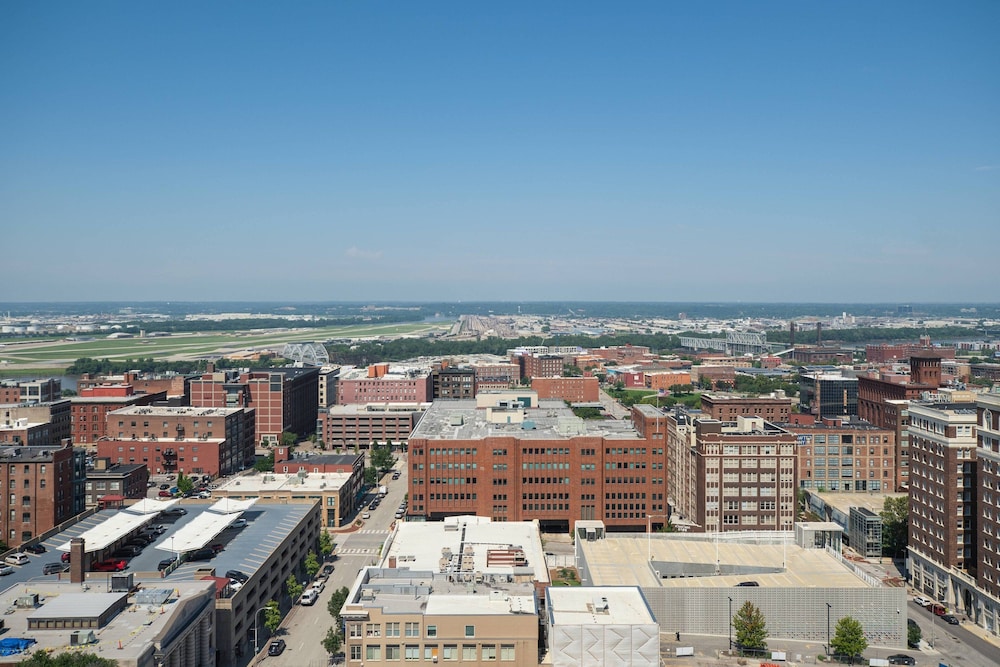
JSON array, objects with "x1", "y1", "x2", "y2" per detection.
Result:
[
  {"x1": 407, "y1": 400, "x2": 668, "y2": 532},
  {"x1": 700, "y1": 393, "x2": 793, "y2": 422},
  {"x1": 782, "y1": 417, "x2": 896, "y2": 492},
  {"x1": 866, "y1": 338, "x2": 955, "y2": 364},
  {"x1": 189, "y1": 367, "x2": 319, "y2": 444},
  {"x1": 70, "y1": 384, "x2": 167, "y2": 445},
  {"x1": 976, "y1": 394, "x2": 1000, "y2": 612},
  {"x1": 587, "y1": 345, "x2": 653, "y2": 363},
  {"x1": 530, "y1": 377, "x2": 599, "y2": 403},
  {"x1": 1, "y1": 400, "x2": 72, "y2": 445},
  {"x1": 470, "y1": 361, "x2": 519, "y2": 391},
  {"x1": 317, "y1": 403, "x2": 427, "y2": 449},
  {"x1": 513, "y1": 353, "x2": 567, "y2": 380},
  {"x1": 0, "y1": 378, "x2": 61, "y2": 404},
  {"x1": 77, "y1": 371, "x2": 195, "y2": 402},
  {"x1": 0, "y1": 442, "x2": 77, "y2": 547},
  {"x1": 98, "y1": 405, "x2": 255, "y2": 476},
  {"x1": 335, "y1": 365, "x2": 433, "y2": 406}
]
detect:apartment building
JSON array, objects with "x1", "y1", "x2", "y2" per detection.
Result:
[
  {"x1": 98, "y1": 405, "x2": 255, "y2": 476},
  {"x1": 189, "y1": 366, "x2": 319, "y2": 444},
  {"x1": 317, "y1": 402, "x2": 427, "y2": 449},
  {"x1": 84, "y1": 457, "x2": 150, "y2": 507},
  {"x1": 530, "y1": 376, "x2": 599, "y2": 403},
  {"x1": 976, "y1": 393, "x2": 1000, "y2": 632},
  {"x1": 77, "y1": 370, "x2": 195, "y2": 403},
  {"x1": 470, "y1": 361, "x2": 519, "y2": 391},
  {"x1": 783, "y1": 417, "x2": 896, "y2": 492},
  {"x1": 70, "y1": 384, "x2": 167, "y2": 445},
  {"x1": 0, "y1": 442, "x2": 78, "y2": 547},
  {"x1": 336, "y1": 365, "x2": 434, "y2": 405},
  {"x1": 512, "y1": 351, "x2": 567, "y2": 379},
  {"x1": 799, "y1": 374, "x2": 859, "y2": 419},
  {"x1": 407, "y1": 399, "x2": 668, "y2": 532},
  {"x1": 700, "y1": 393, "x2": 793, "y2": 422},
  {"x1": 1, "y1": 399, "x2": 72, "y2": 444},
  {"x1": 432, "y1": 366, "x2": 476, "y2": 400},
  {"x1": 0, "y1": 378, "x2": 62, "y2": 404}
]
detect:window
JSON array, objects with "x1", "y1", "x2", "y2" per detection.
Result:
[
  {"x1": 385, "y1": 645, "x2": 400, "y2": 660},
  {"x1": 462, "y1": 645, "x2": 477, "y2": 660},
  {"x1": 500, "y1": 645, "x2": 515, "y2": 661},
  {"x1": 482, "y1": 644, "x2": 497, "y2": 661},
  {"x1": 426, "y1": 625, "x2": 437, "y2": 638},
  {"x1": 424, "y1": 646, "x2": 438, "y2": 660},
  {"x1": 405, "y1": 645, "x2": 419, "y2": 661},
  {"x1": 443, "y1": 645, "x2": 458, "y2": 661},
  {"x1": 350, "y1": 646, "x2": 362, "y2": 661},
  {"x1": 405, "y1": 622, "x2": 420, "y2": 637},
  {"x1": 465, "y1": 625, "x2": 475, "y2": 637},
  {"x1": 365, "y1": 646, "x2": 381, "y2": 661},
  {"x1": 385, "y1": 622, "x2": 400, "y2": 637}
]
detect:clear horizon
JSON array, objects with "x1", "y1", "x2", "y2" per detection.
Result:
[{"x1": 3, "y1": 2, "x2": 998, "y2": 302}]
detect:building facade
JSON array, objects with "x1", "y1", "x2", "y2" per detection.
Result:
[
  {"x1": 71, "y1": 385, "x2": 167, "y2": 445},
  {"x1": 317, "y1": 403, "x2": 427, "y2": 449},
  {"x1": 530, "y1": 377, "x2": 599, "y2": 403},
  {"x1": 784, "y1": 418, "x2": 896, "y2": 492},
  {"x1": 700, "y1": 394, "x2": 793, "y2": 422},
  {"x1": 336, "y1": 365, "x2": 434, "y2": 405},
  {"x1": 0, "y1": 442, "x2": 78, "y2": 546}
]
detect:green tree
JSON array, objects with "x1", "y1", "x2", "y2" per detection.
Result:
[
  {"x1": 305, "y1": 550, "x2": 320, "y2": 579},
  {"x1": 61, "y1": 389, "x2": 78, "y2": 397},
  {"x1": 328, "y1": 586, "x2": 350, "y2": 625},
  {"x1": 562, "y1": 363, "x2": 583, "y2": 377},
  {"x1": 880, "y1": 496, "x2": 908, "y2": 558},
  {"x1": 20, "y1": 652, "x2": 118, "y2": 666},
  {"x1": 907, "y1": 623, "x2": 921, "y2": 648},
  {"x1": 280, "y1": 431, "x2": 297, "y2": 447},
  {"x1": 371, "y1": 445, "x2": 395, "y2": 474},
  {"x1": 322, "y1": 626, "x2": 343, "y2": 655},
  {"x1": 254, "y1": 451, "x2": 275, "y2": 473},
  {"x1": 830, "y1": 616, "x2": 868, "y2": 663},
  {"x1": 732, "y1": 600, "x2": 768, "y2": 653},
  {"x1": 319, "y1": 530, "x2": 334, "y2": 557},
  {"x1": 176, "y1": 471, "x2": 194, "y2": 494},
  {"x1": 364, "y1": 466, "x2": 378, "y2": 485},
  {"x1": 286, "y1": 574, "x2": 304, "y2": 602},
  {"x1": 263, "y1": 600, "x2": 281, "y2": 633}
]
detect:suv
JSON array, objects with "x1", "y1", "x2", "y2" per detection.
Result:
[
  {"x1": 4, "y1": 553, "x2": 29, "y2": 566},
  {"x1": 43, "y1": 562, "x2": 67, "y2": 575},
  {"x1": 226, "y1": 570, "x2": 249, "y2": 584},
  {"x1": 157, "y1": 557, "x2": 177, "y2": 571},
  {"x1": 268, "y1": 639, "x2": 286, "y2": 656},
  {"x1": 188, "y1": 547, "x2": 215, "y2": 561}
]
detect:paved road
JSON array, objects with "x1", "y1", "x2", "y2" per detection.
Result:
[
  {"x1": 258, "y1": 462, "x2": 410, "y2": 667},
  {"x1": 908, "y1": 600, "x2": 1000, "y2": 667}
]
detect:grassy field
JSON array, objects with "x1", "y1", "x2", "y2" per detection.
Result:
[{"x1": 0, "y1": 321, "x2": 450, "y2": 370}]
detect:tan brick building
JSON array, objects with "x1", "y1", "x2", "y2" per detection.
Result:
[
  {"x1": 700, "y1": 393, "x2": 793, "y2": 422},
  {"x1": 530, "y1": 376, "x2": 599, "y2": 403}
]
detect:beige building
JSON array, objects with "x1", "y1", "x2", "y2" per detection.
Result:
[{"x1": 212, "y1": 470, "x2": 360, "y2": 527}]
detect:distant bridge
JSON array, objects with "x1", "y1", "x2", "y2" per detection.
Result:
[
  {"x1": 679, "y1": 332, "x2": 783, "y2": 356},
  {"x1": 281, "y1": 342, "x2": 329, "y2": 366}
]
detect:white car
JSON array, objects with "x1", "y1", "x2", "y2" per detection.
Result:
[
  {"x1": 231, "y1": 518, "x2": 248, "y2": 529},
  {"x1": 913, "y1": 596, "x2": 931, "y2": 607},
  {"x1": 0, "y1": 565, "x2": 13, "y2": 576},
  {"x1": 4, "y1": 553, "x2": 29, "y2": 566},
  {"x1": 361, "y1": 512, "x2": 371, "y2": 519},
  {"x1": 198, "y1": 491, "x2": 212, "y2": 499}
]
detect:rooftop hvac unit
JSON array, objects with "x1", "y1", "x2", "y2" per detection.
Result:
[
  {"x1": 111, "y1": 572, "x2": 134, "y2": 592},
  {"x1": 16, "y1": 593, "x2": 39, "y2": 608},
  {"x1": 70, "y1": 630, "x2": 97, "y2": 645}
]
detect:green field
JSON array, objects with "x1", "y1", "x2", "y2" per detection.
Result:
[{"x1": 0, "y1": 321, "x2": 449, "y2": 370}]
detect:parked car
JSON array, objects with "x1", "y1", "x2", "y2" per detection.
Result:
[
  {"x1": 158, "y1": 490, "x2": 173, "y2": 497},
  {"x1": 913, "y1": 596, "x2": 931, "y2": 607},
  {"x1": 394, "y1": 511, "x2": 405, "y2": 519},
  {"x1": 931, "y1": 604, "x2": 947, "y2": 616},
  {"x1": 230, "y1": 518, "x2": 247, "y2": 529},
  {"x1": 5, "y1": 553, "x2": 29, "y2": 566},
  {"x1": 92, "y1": 559, "x2": 127, "y2": 572},
  {"x1": 267, "y1": 639, "x2": 286, "y2": 656},
  {"x1": 0, "y1": 565, "x2": 13, "y2": 576},
  {"x1": 198, "y1": 491, "x2": 212, "y2": 499},
  {"x1": 321, "y1": 563, "x2": 335, "y2": 576},
  {"x1": 226, "y1": 570, "x2": 249, "y2": 584},
  {"x1": 159, "y1": 483, "x2": 170, "y2": 490},
  {"x1": 361, "y1": 512, "x2": 371, "y2": 519},
  {"x1": 300, "y1": 588, "x2": 319, "y2": 606},
  {"x1": 113, "y1": 545, "x2": 142, "y2": 558},
  {"x1": 368, "y1": 502, "x2": 379, "y2": 511},
  {"x1": 736, "y1": 581, "x2": 759, "y2": 587},
  {"x1": 61, "y1": 552, "x2": 71, "y2": 563},
  {"x1": 188, "y1": 547, "x2": 215, "y2": 561},
  {"x1": 162, "y1": 508, "x2": 187, "y2": 516},
  {"x1": 43, "y1": 562, "x2": 67, "y2": 575},
  {"x1": 941, "y1": 613, "x2": 959, "y2": 625},
  {"x1": 24, "y1": 544, "x2": 46, "y2": 554},
  {"x1": 887, "y1": 655, "x2": 915, "y2": 666},
  {"x1": 312, "y1": 579, "x2": 325, "y2": 593},
  {"x1": 157, "y1": 557, "x2": 177, "y2": 571}
]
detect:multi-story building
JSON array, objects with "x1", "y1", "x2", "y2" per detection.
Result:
[
  {"x1": 511, "y1": 351, "x2": 567, "y2": 379},
  {"x1": 644, "y1": 370, "x2": 692, "y2": 392},
  {"x1": 407, "y1": 398, "x2": 668, "y2": 532},
  {"x1": 335, "y1": 365, "x2": 434, "y2": 406},
  {"x1": 189, "y1": 367, "x2": 319, "y2": 444},
  {"x1": 214, "y1": 469, "x2": 362, "y2": 527},
  {"x1": 700, "y1": 393, "x2": 793, "y2": 422},
  {"x1": 789, "y1": 347, "x2": 853, "y2": 365},
  {"x1": 70, "y1": 384, "x2": 167, "y2": 445},
  {"x1": 0, "y1": 417, "x2": 57, "y2": 447},
  {"x1": 866, "y1": 338, "x2": 955, "y2": 364},
  {"x1": 783, "y1": 417, "x2": 896, "y2": 492},
  {"x1": 77, "y1": 370, "x2": 196, "y2": 403},
  {"x1": 432, "y1": 365, "x2": 476, "y2": 400},
  {"x1": 98, "y1": 405, "x2": 255, "y2": 476},
  {"x1": 318, "y1": 365, "x2": 341, "y2": 408},
  {"x1": 0, "y1": 377, "x2": 62, "y2": 404},
  {"x1": 530, "y1": 376, "x2": 599, "y2": 403},
  {"x1": 976, "y1": 393, "x2": 1000, "y2": 632},
  {"x1": 317, "y1": 402, "x2": 428, "y2": 449},
  {"x1": 470, "y1": 361, "x2": 519, "y2": 391},
  {"x1": 0, "y1": 399, "x2": 72, "y2": 444},
  {"x1": 907, "y1": 402, "x2": 978, "y2": 601},
  {"x1": 587, "y1": 344, "x2": 652, "y2": 364},
  {"x1": 84, "y1": 457, "x2": 150, "y2": 507},
  {"x1": 0, "y1": 442, "x2": 78, "y2": 547},
  {"x1": 799, "y1": 373, "x2": 858, "y2": 419}
]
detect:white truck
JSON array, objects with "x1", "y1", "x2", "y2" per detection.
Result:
[{"x1": 378, "y1": 485, "x2": 388, "y2": 497}]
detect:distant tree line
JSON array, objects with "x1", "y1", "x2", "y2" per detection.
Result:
[
  {"x1": 66, "y1": 355, "x2": 286, "y2": 376},
  {"x1": 116, "y1": 313, "x2": 423, "y2": 334},
  {"x1": 765, "y1": 325, "x2": 980, "y2": 345}
]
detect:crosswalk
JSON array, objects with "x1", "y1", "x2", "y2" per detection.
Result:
[
  {"x1": 336, "y1": 547, "x2": 379, "y2": 555},
  {"x1": 354, "y1": 529, "x2": 389, "y2": 535}
]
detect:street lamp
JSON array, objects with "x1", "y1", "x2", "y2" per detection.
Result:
[
  {"x1": 728, "y1": 596, "x2": 734, "y2": 652},
  {"x1": 253, "y1": 606, "x2": 271, "y2": 655},
  {"x1": 826, "y1": 602, "x2": 832, "y2": 655}
]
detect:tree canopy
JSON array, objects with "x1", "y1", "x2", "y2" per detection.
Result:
[
  {"x1": 328, "y1": 586, "x2": 350, "y2": 626},
  {"x1": 305, "y1": 550, "x2": 320, "y2": 579},
  {"x1": 880, "y1": 496, "x2": 908, "y2": 558},
  {"x1": 732, "y1": 600, "x2": 768, "y2": 652},
  {"x1": 263, "y1": 600, "x2": 281, "y2": 633},
  {"x1": 20, "y1": 652, "x2": 118, "y2": 667},
  {"x1": 319, "y1": 529, "x2": 334, "y2": 557},
  {"x1": 322, "y1": 626, "x2": 343, "y2": 656},
  {"x1": 830, "y1": 616, "x2": 868, "y2": 662},
  {"x1": 370, "y1": 446, "x2": 395, "y2": 473}
]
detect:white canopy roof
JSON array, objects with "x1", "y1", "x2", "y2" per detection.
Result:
[
  {"x1": 56, "y1": 511, "x2": 153, "y2": 553},
  {"x1": 156, "y1": 499, "x2": 258, "y2": 554},
  {"x1": 126, "y1": 498, "x2": 181, "y2": 514},
  {"x1": 208, "y1": 497, "x2": 257, "y2": 515}
]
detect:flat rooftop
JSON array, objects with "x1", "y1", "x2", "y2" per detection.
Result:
[
  {"x1": 813, "y1": 491, "x2": 907, "y2": 515},
  {"x1": 384, "y1": 515, "x2": 550, "y2": 584},
  {"x1": 325, "y1": 402, "x2": 430, "y2": 415},
  {"x1": 547, "y1": 586, "x2": 656, "y2": 626},
  {"x1": 580, "y1": 534, "x2": 871, "y2": 589},
  {"x1": 109, "y1": 405, "x2": 245, "y2": 417},
  {"x1": 215, "y1": 471, "x2": 354, "y2": 493},
  {"x1": 409, "y1": 400, "x2": 644, "y2": 441},
  {"x1": 338, "y1": 366, "x2": 431, "y2": 381}
]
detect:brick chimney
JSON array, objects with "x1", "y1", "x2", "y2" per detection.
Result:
[{"x1": 70, "y1": 537, "x2": 86, "y2": 583}]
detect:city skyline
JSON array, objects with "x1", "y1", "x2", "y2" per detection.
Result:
[{"x1": 2, "y1": 2, "x2": 998, "y2": 302}]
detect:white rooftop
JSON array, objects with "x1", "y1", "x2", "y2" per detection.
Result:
[
  {"x1": 424, "y1": 593, "x2": 537, "y2": 616},
  {"x1": 55, "y1": 505, "x2": 169, "y2": 553},
  {"x1": 546, "y1": 586, "x2": 656, "y2": 626},
  {"x1": 214, "y1": 472, "x2": 353, "y2": 494},
  {"x1": 157, "y1": 500, "x2": 256, "y2": 553}
]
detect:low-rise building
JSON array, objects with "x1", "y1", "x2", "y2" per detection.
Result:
[
  {"x1": 85, "y1": 457, "x2": 150, "y2": 507},
  {"x1": 530, "y1": 376, "x2": 599, "y2": 403},
  {"x1": 317, "y1": 402, "x2": 428, "y2": 449},
  {"x1": 546, "y1": 586, "x2": 659, "y2": 667},
  {"x1": 71, "y1": 384, "x2": 167, "y2": 445},
  {"x1": 0, "y1": 398, "x2": 72, "y2": 444},
  {"x1": 213, "y1": 470, "x2": 361, "y2": 527}
]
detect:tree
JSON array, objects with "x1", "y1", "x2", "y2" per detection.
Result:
[
  {"x1": 371, "y1": 445, "x2": 395, "y2": 474},
  {"x1": 305, "y1": 550, "x2": 320, "y2": 579},
  {"x1": 319, "y1": 530, "x2": 334, "y2": 557},
  {"x1": 562, "y1": 363, "x2": 583, "y2": 377},
  {"x1": 254, "y1": 451, "x2": 275, "y2": 473},
  {"x1": 907, "y1": 623, "x2": 921, "y2": 648},
  {"x1": 322, "y1": 626, "x2": 343, "y2": 655},
  {"x1": 263, "y1": 600, "x2": 281, "y2": 633},
  {"x1": 280, "y1": 431, "x2": 297, "y2": 447},
  {"x1": 880, "y1": 496, "x2": 908, "y2": 558},
  {"x1": 364, "y1": 466, "x2": 378, "y2": 485},
  {"x1": 286, "y1": 574, "x2": 304, "y2": 602},
  {"x1": 20, "y1": 652, "x2": 118, "y2": 667},
  {"x1": 176, "y1": 472, "x2": 194, "y2": 495},
  {"x1": 732, "y1": 600, "x2": 768, "y2": 654},
  {"x1": 830, "y1": 616, "x2": 868, "y2": 663},
  {"x1": 328, "y1": 586, "x2": 350, "y2": 625}
]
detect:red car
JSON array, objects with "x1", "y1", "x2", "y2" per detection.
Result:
[
  {"x1": 61, "y1": 552, "x2": 71, "y2": 563},
  {"x1": 158, "y1": 490, "x2": 173, "y2": 498},
  {"x1": 92, "y1": 559, "x2": 127, "y2": 572}
]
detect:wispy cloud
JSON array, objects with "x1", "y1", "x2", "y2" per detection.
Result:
[
  {"x1": 345, "y1": 246, "x2": 383, "y2": 260},
  {"x1": 974, "y1": 165, "x2": 999, "y2": 171}
]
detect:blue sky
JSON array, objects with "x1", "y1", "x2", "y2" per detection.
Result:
[{"x1": 2, "y1": 2, "x2": 997, "y2": 302}]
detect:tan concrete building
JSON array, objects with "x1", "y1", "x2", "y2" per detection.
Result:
[{"x1": 212, "y1": 470, "x2": 361, "y2": 528}]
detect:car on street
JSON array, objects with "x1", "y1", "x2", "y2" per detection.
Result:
[
  {"x1": 268, "y1": 639, "x2": 286, "y2": 656},
  {"x1": 887, "y1": 655, "x2": 915, "y2": 666},
  {"x1": 93, "y1": 559, "x2": 127, "y2": 572},
  {"x1": 362, "y1": 512, "x2": 371, "y2": 519},
  {"x1": 0, "y1": 565, "x2": 13, "y2": 576},
  {"x1": 24, "y1": 544, "x2": 46, "y2": 554},
  {"x1": 321, "y1": 563, "x2": 335, "y2": 576},
  {"x1": 930, "y1": 603, "x2": 947, "y2": 616},
  {"x1": 157, "y1": 557, "x2": 177, "y2": 571},
  {"x1": 368, "y1": 502, "x2": 379, "y2": 510},
  {"x1": 941, "y1": 613, "x2": 959, "y2": 625},
  {"x1": 43, "y1": 562, "x2": 68, "y2": 575},
  {"x1": 912, "y1": 596, "x2": 931, "y2": 607},
  {"x1": 395, "y1": 511, "x2": 405, "y2": 519}
]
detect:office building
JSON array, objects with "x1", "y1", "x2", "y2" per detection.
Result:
[
  {"x1": 317, "y1": 402, "x2": 428, "y2": 449},
  {"x1": 799, "y1": 374, "x2": 858, "y2": 419},
  {"x1": 530, "y1": 376, "x2": 599, "y2": 403},
  {"x1": 71, "y1": 384, "x2": 167, "y2": 445},
  {"x1": 335, "y1": 364, "x2": 433, "y2": 405},
  {"x1": 0, "y1": 377, "x2": 62, "y2": 404},
  {"x1": 0, "y1": 398, "x2": 72, "y2": 445},
  {"x1": 783, "y1": 417, "x2": 896, "y2": 492},
  {"x1": 700, "y1": 393, "x2": 793, "y2": 422}
]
